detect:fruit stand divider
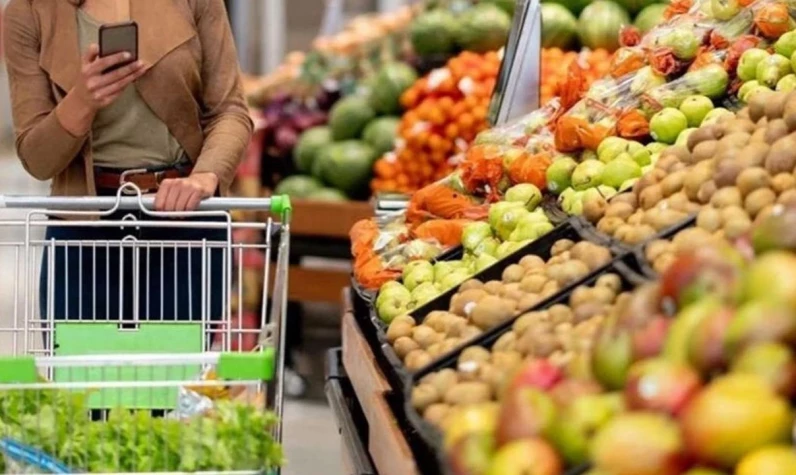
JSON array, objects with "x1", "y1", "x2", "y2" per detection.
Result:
[
  {"x1": 325, "y1": 347, "x2": 379, "y2": 475},
  {"x1": 397, "y1": 252, "x2": 652, "y2": 475},
  {"x1": 360, "y1": 218, "x2": 642, "y2": 411}
]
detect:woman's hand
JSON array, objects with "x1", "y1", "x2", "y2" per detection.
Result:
[
  {"x1": 154, "y1": 172, "x2": 219, "y2": 212},
  {"x1": 56, "y1": 44, "x2": 148, "y2": 137}
]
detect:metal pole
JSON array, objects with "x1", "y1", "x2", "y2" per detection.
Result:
[{"x1": 262, "y1": 0, "x2": 286, "y2": 75}]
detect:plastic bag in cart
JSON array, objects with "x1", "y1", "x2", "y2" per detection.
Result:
[
  {"x1": 473, "y1": 99, "x2": 561, "y2": 148},
  {"x1": 640, "y1": 63, "x2": 731, "y2": 115}
]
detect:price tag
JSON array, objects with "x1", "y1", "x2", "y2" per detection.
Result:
[{"x1": 487, "y1": 0, "x2": 542, "y2": 127}]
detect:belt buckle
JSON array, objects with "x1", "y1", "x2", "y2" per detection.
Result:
[{"x1": 119, "y1": 168, "x2": 149, "y2": 194}]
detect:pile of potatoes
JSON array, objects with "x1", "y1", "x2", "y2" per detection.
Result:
[
  {"x1": 411, "y1": 273, "x2": 629, "y2": 426},
  {"x1": 586, "y1": 92, "x2": 796, "y2": 248},
  {"x1": 643, "y1": 227, "x2": 723, "y2": 274},
  {"x1": 386, "y1": 239, "x2": 613, "y2": 371}
]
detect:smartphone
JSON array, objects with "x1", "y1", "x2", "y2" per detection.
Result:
[{"x1": 99, "y1": 21, "x2": 138, "y2": 73}]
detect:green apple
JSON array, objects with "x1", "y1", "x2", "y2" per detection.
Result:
[
  {"x1": 439, "y1": 271, "x2": 471, "y2": 290},
  {"x1": 775, "y1": 30, "x2": 796, "y2": 59},
  {"x1": 474, "y1": 253, "x2": 499, "y2": 272},
  {"x1": 620, "y1": 178, "x2": 639, "y2": 192},
  {"x1": 510, "y1": 217, "x2": 554, "y2": 242},
  {"x1": 687, "y1": 64, "x2": 730, "y2": 99},
  {"x1": 601, "y1": 158, "x2": 642, "y2": 189},
  {"x1": 645, "y1": 142, "x2": 668, "y2": 154},
  {"x1": 700, "y1": 107, "x2": 733, "y2": 126},
  {"x1": 597, "y1": 137, "x2": 630, "y2": 163},
  {"x1": 473, "y1": 237, "x2": 501, "y2": 258},
  {"x1": 737, "y1": 48, "x2": 770, "y2": 82},
  {"x1": 461, "y1": 221, "x2": 493, "y2": 252},
  {"x1": 776, "y1": 74, "x2": 796, "y2": 92},
  {"x1": 595, "y1": 185, "x2": 618, "y2": 200},
  {"x1": 756, "y1": 54, "x2": 792, "y2": 88},
  {"x1": 658, "y1": 28, "x2": 700, "y2": 60},
  {"x1": 410, "y1": 282, "x2": 440, "y2": 308},
  {"x1": 404, "y1": 265, "x2": 435, "y2": 291},
  {"x1": 571, "y1": 160, "x2": 606, "y2": 191},
  {"x1": 546, "y1": 156, "x2": 578, "y2": 194},
  {"x1": 496, "y1": 241, "x2": 529, "y2": 259},
  {"x1": 680, "y1": 95, "x2": 714, "y2": 128},
  {"x1": 561, "y1": 190, "x2": 585, "y2": 215},
  {"x1": 488, "y1": 201, "x2": 525, "y2": 231},
  {"x1": 627, "y1": 141, "x2": 651, "y2": 166},
  {"x1": 375, "y1": 283, "x2": 412, "y2": 324},
  {"x1": 710, "y1": 0, "x2": 741, "y2": 21},
  {"x1": 504, "y1": 183, "x2": 542, "y2": 210},
  {"x1": 433, "y1": 261, "x2": 456, "y2": 283},
  {"x1": 402, "y1": 260, "x2": 432, "y2": 281},
  {"x1": 491, "y1": 203, "x2": 532, "y2": 241},
  {"x1": 676, "y1": 128, "x2": 698, "y2": 147},
  {"x1": 738, "y1": 80, "x2": 762, "y2": 102},
  {"x1": 650, "y1": 107, "x2": 688, "y2": 144}
]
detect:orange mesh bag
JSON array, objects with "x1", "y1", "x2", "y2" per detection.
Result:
[
  {"x1": 354, "y1": 254, "x2": 402, "y2": 291},
  {"x1": 405, "y1": 182, "x2": 489, "y2": 228},
  {"x1": 610, "y1": 48, "x2": 647, "y2": 79},
  {"x1": 664, "y1": 0, "x2": 693, "y2": 20},
  {"x1": 616, "y1": 109, "x2": 650, "y2": 140},
  {"x1": 754, "y1": 2, "x2": 790, "y2": 39},
  {"x1": 507, "y1": 153, "x2": 553, "y2": 189},
  {"x1": 413, "y1": 219, "x2": 473, "y2": 247}
]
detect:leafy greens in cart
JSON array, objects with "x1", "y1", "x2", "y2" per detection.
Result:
[{"x1": 0, "y1": 388, "x2": 284, "y2": 473}]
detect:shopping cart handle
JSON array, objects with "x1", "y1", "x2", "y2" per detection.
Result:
[{"x1": 0, "y1": 194, "x2": 292, "y2": 214}]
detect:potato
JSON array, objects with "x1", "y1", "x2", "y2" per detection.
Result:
[
  {"x1": 660, "y1": 170, "x2": 686, "y2": 197},
  {"x1": 627, "y1": 211, "x2": 644, "y2": 225},
  {"x1": 740, "y1": 142, "x2": 771, "y2": 168},
  {"x1": 513, "y1": 311, "x2": 543, "y2": 335},
  {"x1": 745, "y1": 187, "x2": 777, "y2": 218},
  {"x1": 569, "y1": 286, "x2": 594, "y2": 307},
  {"x1": 551, "y1": 260, "x2": 590, "y2": 286},
  {"x1": 684, "y1": 166, "x2": 714, "y2": 201},
  {"x1": 423, "y1": 403, "x2": 451, "y2": 427},
  {"x1": 478, "y1": 364, "x2": 507, "y2": 396},
  {"x1": 517, "y1": 331, "x2": 560, "y2": 357},
  {"x1": 750, "y1": 126, "x2": 767, "y2": 144},
  {"x1": 613, "y1": 224, "x2": 634, "y2": 243},
  {"x1": 573, "y1": 302, "x2": 606, "y2": 324},
  {"x1": 765, "y1": 135, "x2": 796, "y2": 175},
  {"x1": 687, "y1": 126, "x2": 720, "y2": 152},
  {"x1": 611, "y1": 192, "x2": 638, "y2": 208},
  {"x1": 491, "y1": 351, "x2": 522, "y2": 372},
  {"x1": 427, "y1": 342, "x2": 443, "y2": 358},
  {"x1": 649, "y1": 209, "x2": 689, "y2": 232},
  {"x1": 653, "y1": 252, "x2": 676, "y2": 274},
  {"x1": 633, "y1": 173, "x2": 660, "y2": 195},
  {"x1": 405, "y1": 350, "x2": 432, "y2": 371},
  {"x1": 771, "y1": 173, "x2": 796, "y2": 194},
  {"x1": 458, "y1": 279, "x2": 484, "y2": 292},
  {"x1": 411, "y1": 383, "x2": 440, "y2": 411},
  {"x1": 596, "y1": 273, "x2": 622, "y2": 293},
  {"x1": 749, "y1": 92, "x2": 768, "y2": 122},
  {"x1": 596, "y1": 216, "x2": 624, "y2": 236},
  {"x1": 548, "y1": 304, "x2": 574, "y2": 324},
  {"x1": 640, "y1": 184, "x2": 664, "y2": 210},
  {"x1": 392, "y1": 315, "x2": 417, "y2": 327},
  {"x1": 590, "y1": 285, "x2": 617, "y2": 305},
  {"x1": 444, "y1": 382, "x2": 492, "y2": 405},
  {"x1": 394, "y1": 336, "x2": 420, "y2": 359},
  {"x1": 779, "y1": 188, "x2": 796, "y2": 206},
  {"x1": 710, "y1": 186, "x2": 743, "y2": 208},
  {"x1": 551, "y1": 239, "x2": 575, "y2": 256},
  {"x1": 666, "y1": 193, "x2": 692, "y2": 213},
  {"x1": 714, "y1": 159, "x2": 745, "y2": 188},
  {"x1": 501, "y1": 285, "x2": 525, "y2": 302},
  {"x1": 412, "y1": 326, "x2": 443, "y2": 348},
  {"x1": 424, "y1": 311, "x2": 447, "y2": 331},
  {"x1": 483, "y1": 280, "x2": 503, "y2": 295},
  {"x1": 470, "y1": 295, "x2": 516, "y2": 330},
  {"x1": 625, "y1": 224, "x2": 657, "y2": 245},
  {"x1": 519, "y1": 255, "x2": 545, "y2": 271},
  {"x1": 765, "y1": 93, "x2": 788, "y2": 120},
  {"x1": 696, "y1": 207, "x2": 723, "y2": 232},
  {"x1": 492, "y1": 331, "x2": 518, "y2": 352},
  {"x1": 755, "y1": 204, "x2": 775, "y2": 225},
  {"x1": 423, "y1": 368, "x2": 459, "y2": 395},
  {"x1": 518, "y1": 294, "x2": 542, "y2": 312},
  {"x1": 690, "y1": 140, "x2": 718, "y2": 164},
  {"x1": 449, "y1": 289, "x2": 488, "y2": 317},
  {"x1": 519, "y1": 274, "x2": 547, "y2": 294},
  {"x1": 735, "y1": 167, "x2": 771, "y2": 198},
  {"x1": 603, "y1": 202, "x2": 634, "y2": 221},
  {"x1": 387, "y1": 321, "x2": 414, "y2": 343},
  {"x1": 460, "y1": 325, "x2": 483, "y2": 341},
  {"x1": 765, "y1": 118, "x2": 789, "y2": 145},
  {"x1": 439, "y1": 338, "x2": 462, "y2": 355},
  {"x1": 645, "y1": 239, "x2": 671, "y2": 261},
  {"x1": 541, "y1": 280, "x2": 561, "y2": 298},
  {"x1": 442, "y1": 315, "x2": 469, "y2": 337},
  {"x1": 724, "y1": 216, "x2": 752, "y2": 240},
  {"x1": 581, "y1": 246, "x2": 612, "y2": 271},
  {"x1": 717, "y1": 133, "x2": 751, "y2": 155},
  {"x1": 724, "y1": 118, "x2": 756, "y2": 135},
  {"x1": 672, "y1": 228, "x2": 714, "y2": 253}
]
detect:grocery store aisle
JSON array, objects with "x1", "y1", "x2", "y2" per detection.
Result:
[{"x1": 0, "y1": 153, "x2": 342, "y2": 475}]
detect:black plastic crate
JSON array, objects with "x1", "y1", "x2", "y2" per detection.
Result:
[
  {"x1": 324, "y1": 348, "x2": 379, "y2": 475},
  {"x1": 395, "y1": 256, "x2": 650, "y2": 475},
  {"x1": 365, "y1": 219, "x2": 638, "y2": 400}
]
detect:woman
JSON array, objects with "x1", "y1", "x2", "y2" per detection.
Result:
[{"x1": 3, "y1": 1, "x2": 252, "y2": 336}]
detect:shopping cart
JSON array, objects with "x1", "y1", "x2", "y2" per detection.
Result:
[{"x1": 0, "y1": 183, "x2": 291, "y2": 474}]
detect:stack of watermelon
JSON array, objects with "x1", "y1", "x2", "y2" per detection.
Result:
[
  {"x1": 542, "y1": 0, "x2": 669, "y2": 51},
  {"x1": 278, "y1": 62, "x2": 418, "y2": 201}
]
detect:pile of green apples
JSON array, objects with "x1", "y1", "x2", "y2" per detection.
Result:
[
  {"x1": 375, "y1": 183, "x2": 556, "y2": 324},
  {"x1": 736, "y1": 31, "x2": 796, "y2": 102}
]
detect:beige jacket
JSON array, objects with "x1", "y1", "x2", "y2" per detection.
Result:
[{"x1": 3, "y1": 0, "x2": 253, "y2": 196}]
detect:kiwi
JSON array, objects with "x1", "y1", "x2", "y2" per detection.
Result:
[
  {"x1": 458, "y1": 279, "x2": 484, "y2": 292},
  {"x1": 696, "y1": 207, "x2": 723, "y2": 232},
  {"x1": 470, "y1": 296, "x2": 515, "y2": 330},
  {"x1": 596, "y1": 216, "x2": 624, "y2": 236},
  {"x1": 687, "y1": 126, "x2": 720, "y2": 152},
  {"x1": 444, "y1": 382, "x2": 492, "y2": 405},
  {"x1": 627, "y1": 211, "x2": 644, "y2": 225},
  {"x1": 502, "y1": 264, "x2": 525, "y2": 284},
  {"x1": 736, "y1": 167, "x2": 772, "y2": 196},
  {"x1": 765, "y1": 92, "x2": 789, "y2": 120},
  {"x1": 750, "y1": 127, "x2": 767, "y2": 143},
  {"x1": 449, "y1": 288, "x2": 488, "y2": 317},
  {"x1": 684, "y1": 166, "x2": 714, "y2": 201},
  {"x1": 765, "y1": 118, "x2": 790, "y2": 145},
  {"x1": 765, "y1": 135, "x2": 796, "y2": 174},
  {"x1": 650, "y1": 209, "x2": 689, "y2": 232},
  {"x1": 710, "y1": 186, "x2": 744, "y2": 208},
  {"x1": 779, "y1": 189, "x2": 796, "y2": 206},
  {"x1": 483, "y1": 280, "x2": 503, "y2": 295},
  {"x1": 423, "y1": 403, "x2": 450, "y2": 427},
  {"x1": 749, "y1": 92, "x2": 769, "y2": 123},
  {"x1": 411, "y1": 384, "x2": 440, "y2": 411},
  {"x1": 771, "y1": 173, "x2": 796, "y2": 194},
  {"x1": 655, "y1": 154, "x2": 681, "y2": 173},
  {"x1": 640, "y1": 184, "x2": 664, "y2": 210},
  {"x1": 740, "y1": 142, "x2": 771, "y2": 167},
  {"x1": 645, "y1": 239, "x2": 671, "y2": 261},
  {"x1": 605, "y1": 202, "x2": 635, "y2": 220},
  {"x1": 696, "y1": 180, "x2": 718, "y2": 204},
  {"x1": 745, "y1": 188, "x2": 777, "y2": 217},
  {"x1": 551, "y1": 239, "x2": 575, "y2": 256},
  {"x1": 659, "y1": 170, "x2": 686, "y2": 197},
  {"x1": 611, "y1": 192, "x2": 638, "y2": 208},
  {"x1": 724, "y1": 118, "x2": 756, "y2": 134},
  {"x1": 723, "y1": 216, "x2": 752, "y2": 240},
  {"x1": 714, "y1": 159, "x2": 745, "y2": 188},
  {"x1": 394, "y1": 336, "x2": 421, "y2": 359},
  {"x1": 583, "y1": 194, "x2": 608, "y2": 223},
  {"x1": 716, "y1": 132, "x2": 751, "y2": 154},
  {"x1": 691, "y1": 140, "x2": 718, "y2": 163}
]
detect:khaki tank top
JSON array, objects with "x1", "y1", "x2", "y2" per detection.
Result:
[{"x1": 77, "y1": 9, "x2": 184, "y2": 169}]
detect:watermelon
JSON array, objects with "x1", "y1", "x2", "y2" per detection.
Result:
[
  {"x1": 578, "y1": 1, "x2": 632, "y2": 52},
  {"x1": 369, "y1": 63, "x2": 418, "y2": 115},
  {"x1": 634, "y1": 4, "x2": 668, "y2": 34},
  {"x1": 544, "y1": 0, "x2": 593, "y2": 16},
  {"x1": 328, "y1": 96, "x2": 376, "y2": 141},
  {"x1": 455, "y1": 3, "x2": 513, "y2": 53},
  {"x1": 614, "y1": 0, "x2": 662, "y2": 16},
  {"x1": 316, "y1": 141, "x2": 379, "y2": 197},
  {"x1": 410, "y1": 10, "x2": 458, "y2": 57},
  {"x1": 306, "y1": 188, "x2": 348, "y2": 202},
  {"x1": 541, "y1": 3, "x2": 578, "y2": 49},
  {"x1": 363, "y1": 117, "x2": 400, "y2": 156},
  {"x1": 274, "y1": 175, "x2": 323, "y2": 198},
  {"x1": 293, "y1": 126, "x2": 332, "y2": 173},
  {"x1": 483, "y1": 0, "x2": 516, "y2": 16}
]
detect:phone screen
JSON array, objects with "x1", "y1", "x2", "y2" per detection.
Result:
[{"x1": 100, "y1": 22, "x2": 138, "y2": 72}]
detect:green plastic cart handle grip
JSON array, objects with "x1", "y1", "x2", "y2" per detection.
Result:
[{"x1": 269, "y1": 195, "x2": 292, "y2": 215}]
